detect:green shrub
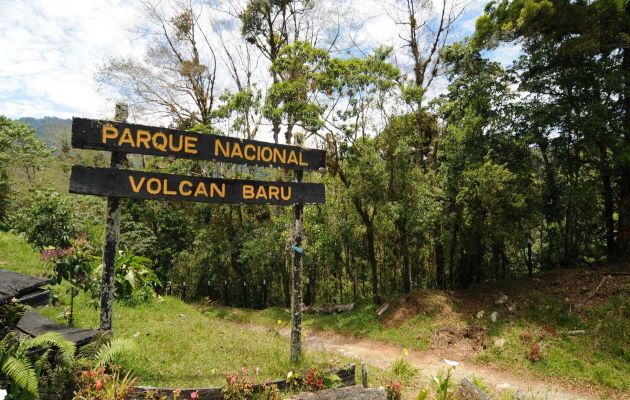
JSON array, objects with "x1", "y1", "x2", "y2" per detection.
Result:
[
  {"x1": 93, "y1": 251, "x2": 160, "y2": 306},
  {"x1": 42, "y1": 236, "x2": 97, "y2": 325},
  {"x1": 10, "y1": 188, "x2": 76, "y2": 249}
]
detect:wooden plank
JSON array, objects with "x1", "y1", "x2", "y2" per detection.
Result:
[
  {"x1": 17, "y1": 311, "x2": 98, "y2": 346},
  {"x1": 128, "y1": 365, "x2": 355, "y2": 400},
  {"x1": 69, "y1": 166, "x2": 326, "y2": 205},
  {"x1": 71, "y1": 117, "x2": 326, "y2": 171},
  {"x1": 0, "y1": 269, "x2": 52, "y2": 304},
  {"x1": 291, "y1": 386, "x2": 386, "y2": 400}
]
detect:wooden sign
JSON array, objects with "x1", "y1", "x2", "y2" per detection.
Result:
[
  {"x1": 69, "y1": 166, "x2": 326, "y2": 205},
  {"x1": 71, "y1": 118, "x2": 326, "y2": 171}
]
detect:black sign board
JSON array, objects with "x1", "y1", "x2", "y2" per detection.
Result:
[
  {"x1": 71, "y1": 118, "x2": 326, "y2": 171},
  {"x1": 69, "y1": 166, "x2": 326, "y2": 205}
]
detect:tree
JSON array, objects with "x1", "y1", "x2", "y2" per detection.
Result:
[
  {"x1": 238, "y1": 0, "x2": 319, "y2": 143},
  {"x1": 98, "y1": 1, "x2": 218, "y2": 126},
  {"x1": 0, "y1": 116, "x2": 51, "y2": 180},
  {"x1": 475, "y1": 0, "x2": 630, "y2": 259}
]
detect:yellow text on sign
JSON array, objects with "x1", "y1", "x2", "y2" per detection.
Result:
[
  {"x1": 242, "y1": 184, "x2": 292, "y2": 201},
  {"x1": 102, "y1": 125, "x2": 198, "y2": 154},
  {"x1": 214, "y1": 140, "x2": 308, "y2": 167},
  {"x1": 128, "y1": 176, "x2": 225, "y2": 198}
]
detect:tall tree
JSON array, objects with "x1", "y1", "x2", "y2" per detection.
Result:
[
  {"x1": 98, "y1": 1, "x2": 218, "y2": 126},
  {"x1": 475, "y1": 0, "x2": 630, "y2": 258}
]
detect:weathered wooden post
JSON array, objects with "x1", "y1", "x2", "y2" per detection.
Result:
[
  {"x1": 290, "y1": 133, "x2": 305, "y2": 364},
  {"x1": 99, "y1": 102, "x2": 128, "y2": 331}
]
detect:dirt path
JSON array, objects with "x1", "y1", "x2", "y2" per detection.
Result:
[{"x1": 244, "y1": 324, "x2": 602, "y2": 400}]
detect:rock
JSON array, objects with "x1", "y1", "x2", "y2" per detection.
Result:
[
  {"x1": 496, "y1": 383, "x2": 511, "y2": 391},
  {"x1": 476, "y1": 310, "x2": 485, "y2": 319},
  {"x1": 567, "y1": 330, "x2": 585, "y2": 335},
  {"x1": 495, "y1": 294, "x2": 509, "y2": 305},
  {"x1": 490, "y1": 311, "x2": 498, "y2": 323},
  {"x1": 493, "y1": 338, "x2": 506, "y2": 348},
  {"x1": 459, "y1": 378, "x2": 492, "y2": 400}
]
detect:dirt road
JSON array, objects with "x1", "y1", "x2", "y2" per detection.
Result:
[{"x1": 245, "y1": 324, "x2": 604, "y2": 400}]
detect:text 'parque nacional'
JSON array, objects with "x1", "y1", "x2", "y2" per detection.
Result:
[
  {"x1": 69, "y1": 166, "x2": 326, "y2": 205},
  {"x1": 71, "y1": 118, "x2": 326, "y2": 171}
]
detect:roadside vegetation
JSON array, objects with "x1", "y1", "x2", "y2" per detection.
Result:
[{"x1": 207, "y1": 268, "x2": 630, "y2": 394}]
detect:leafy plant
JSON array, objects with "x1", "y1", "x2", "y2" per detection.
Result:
[
  {"x1": 93, "y1": 251, "x2": 160, "y2": 306},
  {"x1": 0, "y1": 331, "x2": 76, "y2": 399},
  {"x1": 10, "y1": 188, "x2": 76, "y2": 249},
  {"x1": 222, "y1": 370, "x2": 254, "y2": 400},
  {"x1": 73, "y1": 367, "x2": 137, "y2": 400},
  {"x1": 42, "y1": 236, "x2": 96, "y2": 325},
  {"x1": 431, "y1": 368, "x2": 454, "y2": 400},
  {"x1": 392, "y1": 358, "x2": 418, "y2": 383}
]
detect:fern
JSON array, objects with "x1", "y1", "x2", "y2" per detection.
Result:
[
  {"x1": 92, "y1": 339, "x2": 135, "y2": 368},
  {"x1": 2, "y1": 356, "x2": 38, "y2": 397},
  {"x1": 20, "y1": 332, "x2": 76, "y2": 367}
]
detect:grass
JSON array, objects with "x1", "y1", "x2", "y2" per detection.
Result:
[
  {"x1": 203, "y1": 303, "x2": 440, "y2": 351},
  {"x1": 0, "y1": 231, "x2": 49, "y2": 276},
  {"x1": 3, "y1": 231, "x2": 628, "y2": 395},
  {"x1": 0, "y1": 232, "x2": 383, "y2": 389},
  {"x1": 40, "y1": 294, "x2": 344, "y2": 388},
  {"x1": 474, "y1": 288, "x2": 630, "y2": 393}
]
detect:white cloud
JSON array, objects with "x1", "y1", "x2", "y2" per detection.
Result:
[
  {"x1": 0, "y1": 0, "x2": 144, "y2": 119},
  {"x1": 0, "y1": 0, "x2": 498, "y2": 127}
]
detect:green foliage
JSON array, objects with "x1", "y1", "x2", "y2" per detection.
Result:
[
  {"x1": 431, "y1": 368, "x2": 454, "y2": 400},
  {"x1": 0, "y1": 331, "x2": 76, "y2": 399},
  {"x1": 104, "y1": 251, "x2": 159, "y2": 306},
  {"x1": 391, "y1": 358, "x2": 418, "y2": 384},
  {"x1": 9, "y1": 188, "x2": 76, "y2": 249},
  {"x1": 42, "y1": 236, "x2": 96, "y2": 325},
  {"x1": 0, "y1": 116, "x2": 51, "y2": 176}
]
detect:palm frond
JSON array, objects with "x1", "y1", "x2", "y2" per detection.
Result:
[{"x1": 2, "y1": 356, "x2": 38, "y2": 397}]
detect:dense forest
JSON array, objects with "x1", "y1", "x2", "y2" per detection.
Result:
[{"x1": 2, "y1": 0, "x2": 630, "y2": 310}]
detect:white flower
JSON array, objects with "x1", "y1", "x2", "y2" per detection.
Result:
[
  {"x1": 0, "y1": 388, "x2": 7, "y2": 400},
  {"x1": 443, "y1": 359, "x2": 459, "y2": 367}
]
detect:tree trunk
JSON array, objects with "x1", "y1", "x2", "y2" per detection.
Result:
[
  {"x1": 599, "y1": 144, "x2": 615, "y2": 259},
  {"x1": 435, "y1": 237, "x2": 445, "y2": 289},
  {"x1": 366, "y1": 221, "x2": 379, "y2": 304},
  {"x1": 527, "y1": 236, "x2": 533, "y2": 278},
  {"x1": 618, "y1": 34, "x2": 630, "y2": 259},
  {"x1": 399, "y1": 223, "x2": 411, "y2": 293}
]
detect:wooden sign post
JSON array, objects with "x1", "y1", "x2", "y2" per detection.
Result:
[
  {"x1": 100, "y1": 103, "x2": 127, "y2": 332},
  {"x1": 69, "y1": 114, "x2": 325, "y2": 361},
  {"x1": 290, "y1": 134, "x2": 304, "y2": 364}
]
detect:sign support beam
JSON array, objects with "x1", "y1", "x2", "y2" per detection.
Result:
[
  {"x1": 290, "y1": 135, "x2": 305, "y2": 364},
  {"x1": 99, "y1": 103, "x2": 128, "y2": 332}
]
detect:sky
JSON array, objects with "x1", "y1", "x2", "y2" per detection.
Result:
[{"x1": 0, "y1": 0, "x2": 517, "y2": 126}]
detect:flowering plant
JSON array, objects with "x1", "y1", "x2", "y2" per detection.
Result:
[
  {"x1": 73, "y1": 367, "x2": 136, "y2": 400},
  {"x1": 303, "y1": 368, "x2": 324, "y2": 392},
  {"x1": 222, "y1": 369, "x2": 254, "y2": 400},
  {"x1": 42, "y1": 235, "x2": 96, "y2": 325},
  {"x1": 385, "y1": 380, "x2": 402, "y2": 400}
]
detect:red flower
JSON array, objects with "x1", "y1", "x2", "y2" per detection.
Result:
[
  {"x1": 191, "y1": 391, "x2": 198, "y2": 399},
  {"x1": 95, "y1": 379, "x2": 103, "y2": 390}
]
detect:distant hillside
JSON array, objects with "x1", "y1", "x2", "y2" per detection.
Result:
[{"x1": 18, "y1": 116, "x2": 71, "y2": 148}]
